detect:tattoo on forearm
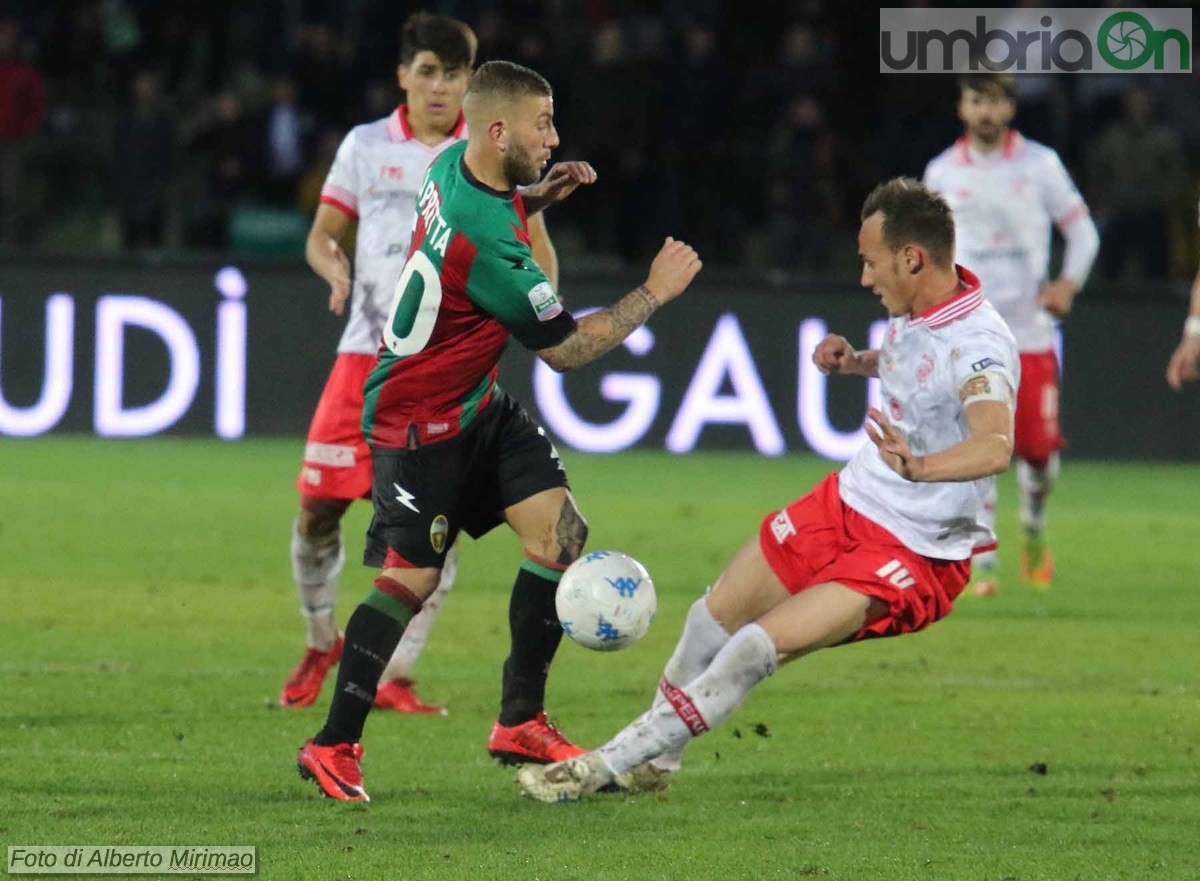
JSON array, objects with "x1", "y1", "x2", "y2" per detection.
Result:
[
  {"x1": 554, "y1": 500, "x2": 589, "y2": 565},
  {"x1": 551, "y1": 285, "x2": 660, "y2": 370}
]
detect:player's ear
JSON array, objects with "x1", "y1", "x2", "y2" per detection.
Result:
[
  {"x1": 489, "y1": 119, "x2": 507, "y2": 152},
  {"x1": 397, "y1": 64, "x2": 409, "y2": 92},
  {"x1": 904, "y1": 245, "x2": 924, "y2": 274}
]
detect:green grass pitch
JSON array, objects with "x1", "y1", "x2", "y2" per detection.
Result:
[{"x1": 2, "y1": 438, "x2": 1198, "y2": 880}]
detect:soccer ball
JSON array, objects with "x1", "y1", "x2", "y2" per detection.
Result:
[{"x1": 556, "y1": 550, "x2": 656, "y2": 652}]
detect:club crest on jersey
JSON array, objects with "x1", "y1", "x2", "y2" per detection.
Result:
[
  {"x1": 527, "y1": 282, "x2": 562, "y2": 321},
  {"x1": 430, "y1": 515, "x2": 449, "y2": 554}
]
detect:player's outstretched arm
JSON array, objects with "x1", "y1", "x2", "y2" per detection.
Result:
[
  {"x1": 538, "y1": 237, "x2": 701, "y2": 372},
  {"x1": 305, "y1": 204, "x2": 353, "y2": 316},
  {"x1": 812, "y1": 334, "x2": 879, "y2": 377}
]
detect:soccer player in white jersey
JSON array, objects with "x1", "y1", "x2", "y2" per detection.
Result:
[
  {"x1": 923, "y1": 73, "x2": 1098, "y2": 595},
  {"x1": 281, "y1": 14, "x2": 559, "y2": 714},
  {"x1": 1165, "y1": 203, "x2": 1200, "y2": 390},
  {"x1": 517, "y1": 178, "x2": 1020, "y2": 803}
]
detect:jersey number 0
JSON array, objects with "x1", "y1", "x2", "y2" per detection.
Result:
[{"x1": 384, "y1": 251, "x2": 443, "y2": 358}]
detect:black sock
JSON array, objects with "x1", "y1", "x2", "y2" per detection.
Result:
[
  {"x1": 499, "y1": 562, "x2": 565, "y2": 726},
  {"x1": 315, "y1": 599, "x2": 410, "y2": 746}
]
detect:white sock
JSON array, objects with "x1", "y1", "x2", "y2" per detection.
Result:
[
  {"x1": 1017, "y1": 453, "x2": 1059, "y2": 537},
  {"x1": 291, "y1": 517, "x2": 344, "y2": 650},
  {"x1": 974, "y1": 479, "x2": 999, "y2": 570},
  {"x1": 381, "y1": 544, "x2": 457, "y2": 681},
  {"x1": 598, "y1": 623, "x2": 777, "y2": 776},
  {"x1": 646, "y1": 595, "x2": 730, "y2": 771}
]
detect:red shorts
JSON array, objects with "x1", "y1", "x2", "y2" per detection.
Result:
[
  {"x1": 295, "y1": 353, "x2": 374, "y2": 500},
  {"x1": 1014, "y1": 351, "x2": 1064, "y2": 466},
  {"x1": 758, "y1": 473, "x2": 970, "y2": 642}
]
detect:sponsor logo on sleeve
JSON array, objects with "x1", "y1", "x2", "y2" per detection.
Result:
[
  {"x1": 527, "y1": 282, "x2": 563, "y2": 321},
  {"x1": 971, "y1": 357, "x2": 1003, "y2": 373}
]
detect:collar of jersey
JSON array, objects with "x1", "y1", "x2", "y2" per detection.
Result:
[
  {"x1": 911, "y1": 265, "x2": 983, "y2": 329},
  {"x1": 954, "y1": 129, "x2": 1024, "y2": 164},
  {"x1": 459, "y1": 154, "x2": 516, "y2": 200},
  {"x1": 389, "y1": 104, "x2": 467, "y2": 144}
]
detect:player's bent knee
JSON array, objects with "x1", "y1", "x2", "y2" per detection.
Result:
[
  {"x1": 380, "y1": 566, "x2": 442, "y2": 601},
  {"x1": 522, "y1": 496, "x2": 588, "y2": 565},
  {"x1": 298, "y1": 495, "x2": 351, "y2": 538},
  {"x1": 706, "y1": 538, "x2": 790, "y2": 633}
]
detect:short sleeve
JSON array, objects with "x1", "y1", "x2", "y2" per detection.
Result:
[
  {"x1": 947, "y1": 330, "x2": 1018, "y2": 407},
  {"x1": 319, "y1": 130, "x2": 362, "y2": 220},
  {"x1": 1039, "y1": 151, "x2": 1088, "y2": 230},
  {"x1": 922, "y1": 158, "x2": 942, "y2": 192},
  {"x1": 466, "y1": 236, "x2": 577, "y2": 351}
]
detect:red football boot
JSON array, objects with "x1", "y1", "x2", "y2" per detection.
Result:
[
  {"x1": 487, "y1": 711, "x2": 585, "y2": 766},
  {"x1": 296, "y1": 739, "x2": 369, "y2": 802},
  {"x1": 279, "y1": 636, "x2": 343, "y2": 708},
  {"x1": 373, "y1": 677, "x2": 447, "y2": 715}
]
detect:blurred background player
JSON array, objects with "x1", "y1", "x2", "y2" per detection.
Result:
[
  {"x1": 923, "y1": 73, "x2": 1099, "y2": 596},
  {"x1": 517, "y1": 178, "x2": 1019, "y2": 803},
  {"x1": 297, "y1": 60, "x2": 702, "y2": 802},
  {"x1": 1165, "y1": 202, "x2": 1200, "y2": 391},
  {"x1": 282, "y1": 14, "x2": 560, "y2": 714}
]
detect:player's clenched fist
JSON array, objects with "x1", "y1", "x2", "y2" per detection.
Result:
[
  {"x1": 812, "y1": 333, "x2": 864, "y2": 376},
  {"x1": 644, "y1": 237, "x2": 702, "y2": 304}
]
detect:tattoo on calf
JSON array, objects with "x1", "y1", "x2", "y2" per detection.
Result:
[{"x1": 554, "y1": 500, "x2": 589, "y2": 565}]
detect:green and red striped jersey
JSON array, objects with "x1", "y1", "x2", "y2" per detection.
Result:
[{"x1": 362, "y1": 142, "x2": 576, "y2": 448}]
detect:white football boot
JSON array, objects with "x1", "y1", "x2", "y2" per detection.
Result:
[{"x1": 517, "y1": 752, "x2": 617, "y2": 803}]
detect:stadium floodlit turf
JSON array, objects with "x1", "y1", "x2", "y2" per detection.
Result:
[{"x1": 3, "y1": 438, "x2": 1198, "y2": 880}]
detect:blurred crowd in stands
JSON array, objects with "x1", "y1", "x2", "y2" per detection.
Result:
[{"x1": 0, "y1": 0, "x2": 1197, "y2": 287}]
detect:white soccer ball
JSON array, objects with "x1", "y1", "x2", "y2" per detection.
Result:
[{"x1": 556, "y1": 550, "x2": 656, "y2": 652}]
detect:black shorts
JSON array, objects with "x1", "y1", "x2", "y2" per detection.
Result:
[{"x1": 364, "y1": 390, "x2": 569, "y2": 569}]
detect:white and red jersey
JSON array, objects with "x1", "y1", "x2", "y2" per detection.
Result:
[
  {"x1": 320, "y1": 104, "x2": 467, "y2": 355},
  {"x1": 923, "y1": 131, "x2": 1092, "y2": 353},
  {"x1": 838, "y1": 267, "x2": 1020, "y2": 561}
]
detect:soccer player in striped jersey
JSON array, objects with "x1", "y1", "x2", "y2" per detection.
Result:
[
  {"x1": 297, "y1": 60, "x2": 702, "y2": 802},
  {"x1": 281, "y1": 15, "x2": 560, "y2": 715}
]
